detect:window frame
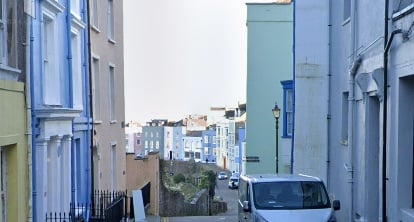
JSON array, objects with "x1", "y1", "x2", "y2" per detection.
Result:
[
  {"x1": 281, "y1": 80, "x2": 293, "y2": 138},
  {"x1": 109, "y1": 64, "x2": 116, "y2": 122},
  {"x1": 107, "y1": 0, "x2": 115, "y2": 42},
  {"x1": 42, "y1": 1, "x2": 64, "y2": 106},
  {"x1": 91, "y1": 55, "x2": 101, "y2": 121}
]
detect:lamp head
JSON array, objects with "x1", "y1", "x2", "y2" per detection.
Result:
[{"x1": 272, "y1": 102, "x2": 280, "y2": 119}]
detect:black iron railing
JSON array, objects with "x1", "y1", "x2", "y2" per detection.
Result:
[{"x1": 45, "y1": 190, "x2": 127, "y2": 222}]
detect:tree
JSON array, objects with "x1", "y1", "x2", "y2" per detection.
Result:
[{"x1": 199, "y1": 170, "x2": 216, "y2": 197}]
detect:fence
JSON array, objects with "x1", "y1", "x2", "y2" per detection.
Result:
[{"x1": 45, "y1": 190, "x2": 127, "y2": 222}]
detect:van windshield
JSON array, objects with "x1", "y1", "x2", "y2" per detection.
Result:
[{"x1": 252, "y1": 181, "x2": 330, "y2": 210}]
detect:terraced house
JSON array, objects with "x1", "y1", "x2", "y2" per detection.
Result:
[
  {"x1": 29, "y1": 0, "x2": 91, "y2": 220},
  {"x1": 0, "y1": 1, "x2": 29, "y2": 221}
]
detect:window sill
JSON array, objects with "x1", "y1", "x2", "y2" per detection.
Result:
[
  {"x1": 91, "y1": 25, "x2": 100, "y2": 33},
  {"x1": 108, "y1": 38, "x2": 116, "y2": 44},
  {"x1": 110, "y1": 120, "x2": 117, "y2": 124},
  {"x1": 401, "y1": 208, "x2": 414, "y2": 221},
  {"x1": 93, "y1": 120, "x2": 102, "y2": 124},
  {"x1": 392, "y1": 4, "x2": 414, "y2": 21},
  {"x1": 0, "y1": 65, "x2": 21, "y2": 81},
  {"x1": 342, "y1": 17, "x2": 350, "y2": 26}
]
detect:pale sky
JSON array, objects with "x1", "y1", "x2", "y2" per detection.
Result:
[{"x1": 123, "y1": 0, "x2": 250, "y2": 123}]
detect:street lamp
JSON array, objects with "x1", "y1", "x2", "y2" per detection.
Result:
[{"x1": 272, "y1": 102, "x2": 280, "y2": 174}]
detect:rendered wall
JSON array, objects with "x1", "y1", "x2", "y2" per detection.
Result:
[
  {"x1": 126, "y1": 153, "x2": 160, "y2": 215},
  {"x1": 245, "y1": 3, "x2": 293, "y2": 174},
  {"x1": 0, "y1": 81, "x2": 29, "y2": 222}
]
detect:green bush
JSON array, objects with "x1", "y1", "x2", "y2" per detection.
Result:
[{"x1": 173, "y1": 173, "x2": 186, "y2": 184}]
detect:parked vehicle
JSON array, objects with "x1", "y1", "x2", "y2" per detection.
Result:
[
  {"x1": 228, "y1": 176, "x2": 239, "y2": 189},
  {"x1": 218, "y1": 171, "x2": 228, "y2": 180},
  {"x1": 238, "y1": 174, "x2": 340, "y2": 222}
]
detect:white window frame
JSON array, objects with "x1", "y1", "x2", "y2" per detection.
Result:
[
  {"x1": 109, "y1": 64, "x2": 116, "y2": 122},
  {"x1": 71, "y1": 12, "x2": 86, "y2": 110},
  {"x1": 107, "y1": 0, "x2": 114, "y2": 42},
  {"x1": 110, "y1": 143, "x2": 117, "y2": 190},
  {"x1": 0, "y1": 0, "x2": 18, "y2": 71},
  {"x1": 92, "y1": 55, "x2": 101, "y2": 120},
  {"x1": 91, "y1": 0, "x2": 99, "y2": 30},
  {"x1": 42, "y1": 1, "x2": 64, "y2": 106},
  {"x1": 70, "y1": 0, "x2": 81, "y2": 20}
]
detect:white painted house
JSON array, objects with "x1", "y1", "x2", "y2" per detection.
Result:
[{"x1": 294, "y1": 1, "x2": 414, "y2": 221}]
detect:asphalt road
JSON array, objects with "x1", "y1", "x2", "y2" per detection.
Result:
[{"x1": 158, "y1": 176, "x2": 239, "y2": 222}]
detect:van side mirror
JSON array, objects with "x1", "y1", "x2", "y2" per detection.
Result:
[
  {"x1": 332, "y1": 200, "x2": 340, "y2": 211},
  {"x1": 243, "y1": 200, "x2": 250, "y2": 212}
]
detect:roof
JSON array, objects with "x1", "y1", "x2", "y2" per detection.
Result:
[{"x1": 240, "y1": 174, "x2": 322, "y2": 183}]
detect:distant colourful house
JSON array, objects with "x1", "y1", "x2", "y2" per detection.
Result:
[{"x1": 202, "y1": 128, "x2": 217, "y2": 163}]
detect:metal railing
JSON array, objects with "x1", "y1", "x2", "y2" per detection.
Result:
[{"x1": 46, "y1": 190, "x2": 127, "y2": 222}]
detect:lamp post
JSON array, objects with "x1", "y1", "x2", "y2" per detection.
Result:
[{"x1": 272, "y1": 102, "x2": 280, "y2": 174}]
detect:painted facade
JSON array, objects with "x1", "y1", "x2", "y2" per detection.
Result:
[
  {"x1": 294, "y1": 1, "x2": 414, "y2": 221},
  {"x1": 125, "y1": 121, "x2": 142, "y2": 155},
  {"x1": 202, "y1": 128, "x2": 216, "y2": 163},
  {"x1": 245, "y1": 3, "x2": 293, "y2": 174},
  {"x1": 89, "y1": 0, "x2": 126, "y2": 192},
  {"x1": 142, "y1": 120, "x2": 167, "y2": 158},
  {"x1": 172, "y1": 126, "x2": 185, "y2": 160},
  {"x1": 235, "y1": 123, "x2": 246, "y2": 174},
  {"x1": 182, "y1": 136, "x2": 203, "y2": 162},
  {"x1": 0, "y1": 2, "x2": 29, "y2": 220},
  {"x1": 215, "y1": 120, "x2": 230, "y2": 170},
  {"x1": 29, "y1": 0, "x2": 90, "y2": 220}
]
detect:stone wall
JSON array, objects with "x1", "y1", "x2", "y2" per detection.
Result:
[{"x1": 159, "y1": 160, "x2": 227, "y2": 217}]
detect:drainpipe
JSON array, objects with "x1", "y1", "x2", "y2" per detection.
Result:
[
  {"x1": 82, "y1": 0, "x2": 92, "y2": 220},
  {"x1": 348, "y1": 56, "x2": 361, "y2": 222},
  {"x1": 382, "y1": 3, "x2": 389, "y2": 221},
  {"x1": 347, "y1": 1, "x2": 361, "y2": 220},
  {"x1": 290, "y1": 0, "x2": 295, "y2": 174},
  {"x1": 326, "y1": 0, "x2": 332, "y2": 189},
  {"x1": 383, "y1": 0, "x2": 404, "y2": 219},
  {"x1": 28, "y1": 8, "x2": 37, "y2": 222},
  {"x1": 65, "y1": 0, "x2": 75, "y2": 206}
]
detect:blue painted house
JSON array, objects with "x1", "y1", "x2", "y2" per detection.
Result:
[
  {"x1": 202, "y1": 128, "x2": 216, "y2": 163},
  {"x1": 30, "y1": 0, "x2": 91, "y2": 220}
]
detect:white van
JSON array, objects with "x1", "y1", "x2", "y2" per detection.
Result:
[{"x1": 238, "y1": 174, "x2": 340, "y2": 222}]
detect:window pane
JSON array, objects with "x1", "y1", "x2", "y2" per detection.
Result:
[
  {"x1": 107, "y1": 0, "x2": 114, "y2": 40},
  {"x1": 6, "y1": 1, "x2": 16, "y2": 67}
]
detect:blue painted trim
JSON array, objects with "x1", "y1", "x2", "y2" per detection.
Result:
[{"x1": 281, "y1": 80, "x2": 293, "y2": 138}]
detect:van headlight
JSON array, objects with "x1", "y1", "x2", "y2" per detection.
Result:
[
  {"x1": 327, "y1": 214, "x2": 337, "y2": 222},
  {"x1": 254, "y1": 213, "x2": 269, "y2": 222}
]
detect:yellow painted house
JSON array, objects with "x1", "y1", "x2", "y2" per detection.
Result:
[{"x1": 0, "y1": 80, "x2": 29, "y2": 222}]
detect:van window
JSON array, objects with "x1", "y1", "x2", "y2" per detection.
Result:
[{"x1": 252, "y1": 181, "x2": 330, "y2": 210}]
